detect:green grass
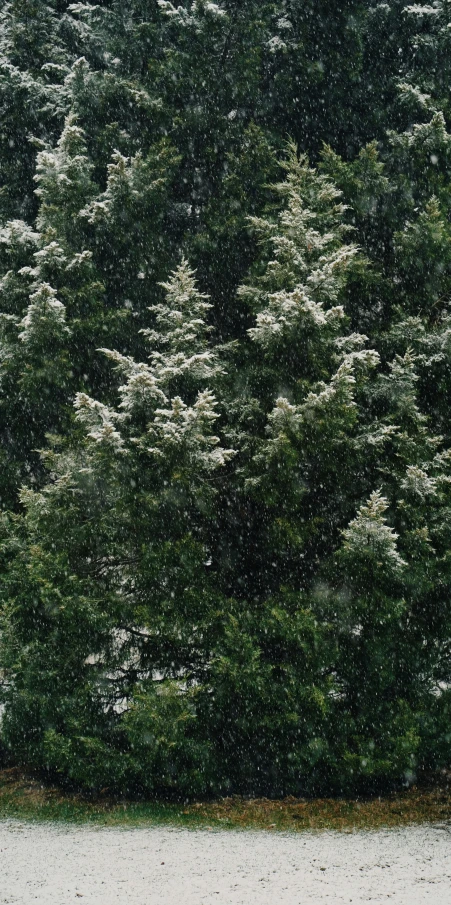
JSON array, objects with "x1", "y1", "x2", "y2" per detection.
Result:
[{"x1": 0, "y1": 767, "x2": 450, "y2": 831}]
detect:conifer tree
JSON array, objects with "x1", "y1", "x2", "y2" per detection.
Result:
[
  {"x1": 0, "y1": 260, "x2": 233, "y2": 793},
  {"x1": 0, "y1": 109, "x2": 179, "y2": 507},
  {"x1": 229, "y1": 144, "x2": 380, "y2": 600}
]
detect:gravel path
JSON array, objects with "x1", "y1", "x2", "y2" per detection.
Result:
[{"x1": 0, "y1": 819, "x2": 450, "y2": 904}]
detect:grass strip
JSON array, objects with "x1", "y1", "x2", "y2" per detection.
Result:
[{"x1": 0, "y1": 768, "x2": 450, "y2": 832}]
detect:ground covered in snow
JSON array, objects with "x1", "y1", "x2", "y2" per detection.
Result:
[{"x1": 1, "y1": 819, "x2": 450, "y2": 904}]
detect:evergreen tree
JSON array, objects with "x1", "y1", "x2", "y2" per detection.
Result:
[
  {"x1": 0, "y1": 110, "x2": 179, "y2": 507},
  {"x1": 0, "y1": 260, "x2": 233, "y2": 793}
]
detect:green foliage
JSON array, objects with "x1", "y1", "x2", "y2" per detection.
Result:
[{"x1": 1, "y1": 0, "x2": 451, "y2": 798}]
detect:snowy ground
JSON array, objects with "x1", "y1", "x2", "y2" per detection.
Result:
[{"x1": 0, "y1": 819, "x2": 450, "y2": 904}]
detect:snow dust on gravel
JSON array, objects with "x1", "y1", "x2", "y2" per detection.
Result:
[{"x1": 0, "y1": 819, "x2": 450, "y2": 904}]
